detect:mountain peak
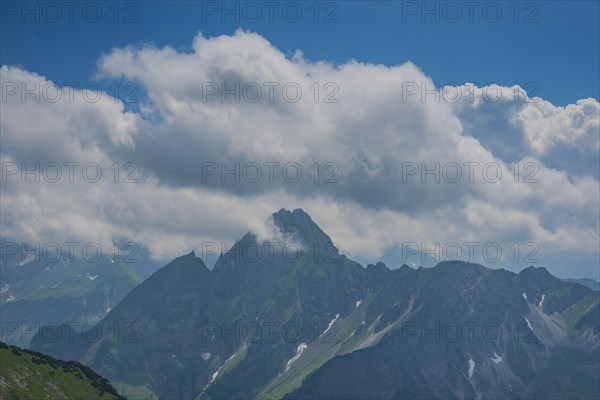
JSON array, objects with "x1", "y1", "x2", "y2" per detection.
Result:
[
  {"x1": 162, "y1": 250, "x2": 208, "y2": 275},
  {"x1": 518, "y1": 265, "x2": 552, "y2": 279},
  {"x1": 271, "y1": 208, "x2": 334, "y2": 250},
  {"x1": 272, "y1": 208, "x2": 311, "y2": 221}
]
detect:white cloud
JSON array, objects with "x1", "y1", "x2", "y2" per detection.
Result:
[
  {"x1": 515, "y1": 97, "x2": 599, "y2": 156},
  {"x1": 1, "y1": 31, "x2": 598, "y2": 277},
  {"x1": 450, "y1": 83, "x2": 599, "y2": 177}
]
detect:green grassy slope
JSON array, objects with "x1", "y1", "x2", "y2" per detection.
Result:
[{"x1": 0, "y1": 341, "x2": 125, "y2": 400}]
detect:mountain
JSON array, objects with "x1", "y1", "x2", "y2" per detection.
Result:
[
  {"x1": 0, "y1": 341, "x2": 125, "y2": 399},
  {"x1": 564, "y1": 278, "x2": 600, "y2": 291},
  {"x1": 0, "y1": 240, "x2": 160, "y2": 347},
  {"x1": 287, "y1": 263, "x2": 599, "y2": 399},
  {"x1": 30, "y1": 209, "x2": 600, "y2": 399}
]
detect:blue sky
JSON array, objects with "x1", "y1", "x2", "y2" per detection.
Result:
[{"x1": 2, "y1": 1, "x2": 599, "y2": 106}]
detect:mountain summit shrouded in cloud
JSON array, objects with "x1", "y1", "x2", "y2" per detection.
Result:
[
  {"x1": 1, "y1": 30, "x2": 599, "y2": 278},
  {"x1": 30, "y1": 209, "x2": 599, "y2": 400}
]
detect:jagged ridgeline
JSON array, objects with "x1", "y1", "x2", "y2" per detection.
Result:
[
  {"x1": 0, "y1": 341, "x2": 125, "y2": 399},
  {"x1": 29, "y1": 209, "x2": 599, "y2": 399}
]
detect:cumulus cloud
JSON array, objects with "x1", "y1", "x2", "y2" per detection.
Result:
[
  {"x1": 451, "y1": 83, "x2": 600, "y2": 177},
  {"x1": 1, "y1": 30, "x2": 598, "y2": 277},
  {"x1": 516, "y1": 98, "x2": 599, "y2": 155}
]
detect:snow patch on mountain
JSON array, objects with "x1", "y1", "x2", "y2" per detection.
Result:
[
  {"x1": 210, "y1": 344, "x2": 247, "y2": 384},
  {"x1": 18, "y1": 252, "x2": 37, "y2": 266},
  {"x1": 347, "y1": 328, "x2": 358, "y2": 339},
  {"x1": 321, "y1": 314, "x2": 340, "y2": 337},
  {"x1": 525, "y1": 317, "x2": 534, "y2": 331},
  {"x1": 491, "y1": 352, "x2": 502, "y2": 364},
  {"x1": 285, "y1": 343, "x2": 307, "y2": 371}
]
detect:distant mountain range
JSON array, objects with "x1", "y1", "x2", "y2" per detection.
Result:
[
  {"x1": 563, "y1": 278, "x2": 600, "y2": 291},
  {"x1": 21, "y1": 209, "x2": 600, "y2": 399},
  {"x1": 0, "y1": 239, "x2": 161, "y2": 346}
]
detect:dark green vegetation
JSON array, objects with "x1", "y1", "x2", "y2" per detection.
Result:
[
  {"x1": 0, "y1": 341, "x2": 125, "y2": 399},
  {"x1": 30, "y1": 209, "x2": 600, "y2": 399}
]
